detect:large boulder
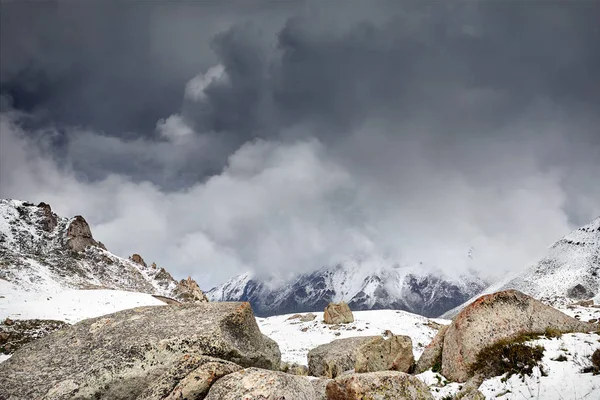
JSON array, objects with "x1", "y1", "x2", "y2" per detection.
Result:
[
  {"x1": 439, "y1": 290, "x2": 596, "y2": 382},
  {"x1": 324, "y1": 301, "x2": 354, "y2": 324},
  {"x1": 0, "y1": 318, "x2": 68, "y2": 355},
  {"x1": 354, "y1": 334, "x2": 415, "y2": 373},
  {"x1": 204, "y1": 367, "x2": 316, "y2": 399},
  {"x1": 308, "y1": 336, "x2": 378, "y2": 378},
  {"x1": 0, "y1": 302, "x2": 280, "y2": 400},
  {"x1": 326, "y1": 371, "x2": 434, "y2": 399}
]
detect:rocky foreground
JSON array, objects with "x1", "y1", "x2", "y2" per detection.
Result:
[{"x1": 0, "y1": 290, "x2": 598, "y2": 399}]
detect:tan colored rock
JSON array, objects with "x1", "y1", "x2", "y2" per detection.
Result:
[
  {"x1": 129, "y1": 253, "x2": 147, "y2": 267},
  {"x1": 138, "y1": 355, "x2": 241, "y2": 400},
  {"x1": 326, "y1": 371, "x2": 434, "y2": 400},
  {"x1": 174, "y1": 276, "x2": 209, "y2": 303},
  {"x1": 308, "y1": 336, "x2": 378, "y2": 378},
  {"x1": 441, "y1": 290, "x2": 596, "y2": 382},
  {"x1": 66, "y1": 215, "x2": 98, "y2": 252},
  {"x1": 415, "y1": 324, "x2": 449, "y2": 373},
  {"x1": 0, "y1": 302, "x2": 280, "y2": 400},
  {"x1": 324, "y1": 301, "x2": 354, "y2": 324},
  {"x1": 288, "y1": 312, "x2": 317, "y2": 322},
  {"x1": 205, "y1": 367, "x2": 316, "y2": 400},
  {"x1": 354, "y1": 334, "x2": 414, "y2": 373}
]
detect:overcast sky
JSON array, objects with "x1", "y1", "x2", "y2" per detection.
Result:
[{"x1": 1, "y1": 1, "x2": 599, "y2": 289}]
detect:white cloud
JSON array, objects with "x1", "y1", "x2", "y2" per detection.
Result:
[{"x1": 184, "y1": 64, "x2": 228, "y2": 101}]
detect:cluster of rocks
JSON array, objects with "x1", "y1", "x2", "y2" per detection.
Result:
[{"x1": 1, "y1": 290, "x2": 597, "y2": 399}]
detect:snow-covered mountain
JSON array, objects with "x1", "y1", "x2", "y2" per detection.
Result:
[
  {"x1": 0, "y1": 199, "x2": 207, "y2": 302},
  {"x1": 442, "y1": 216, "x2": 600, "y2": 318},
  {"x1": 208, "y1": 260, "x2": 488, "y2": 317}
]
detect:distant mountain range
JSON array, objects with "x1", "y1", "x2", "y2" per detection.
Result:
[
  {"x1": 0, "y1": 199, "x2": 206, "y2": 302},
  {"x1": 208, "y1": 259, "x2": 488, "y2": 317}
]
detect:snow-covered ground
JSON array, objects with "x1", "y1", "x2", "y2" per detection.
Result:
[
  {"x1": 418, "y1": 333, "x2": 600, "y2": 400},
  {"x1": 256, "y1": 309, "x2": 449, "y2": 365},
  {"x1": 479, "y1": 333, "x2": 600, "y2": 400},
  {"x1": 0, "y1": 279, "x2": 166, "y2": 324}
]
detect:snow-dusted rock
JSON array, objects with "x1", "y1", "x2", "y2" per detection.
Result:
[
  {"x1": 308, "y1": 336, "x2": 378, "y2": 378},
  {"x1": 324, "y1": 301, "x2": 354, "y2": 324},
  {"x1": 326, "y1": 371, "x2": 434, "y2": 400},
  {"x1": 354, "y1": 334, "x2": 414, "y2": 373},
  {"x1": 436, "y1": 290, "x2": 596, "y2": 382},
  {"x1": 0, "y1": 302, "x2": 280, "y2": 400},
  {"x1": 205, "y1": 367, "x2": 316, "y2": 400}
]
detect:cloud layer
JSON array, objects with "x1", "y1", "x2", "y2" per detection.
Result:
[{"x1": 1, "y1": 2, "x2": 599, "y2": 288}]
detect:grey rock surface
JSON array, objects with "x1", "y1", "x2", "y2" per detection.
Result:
[
  {"x1": 205, "y1": 367, "x2": 316, "y2": 400},
  {"x1": 326, "y1": 371, "x2": 434, "y2": 400},
  {"x1": 0, "y1": 302, "x2": 280, "y2": 400}
]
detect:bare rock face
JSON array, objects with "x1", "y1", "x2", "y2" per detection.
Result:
[
  {"x1": 325, "y1": 371, "x2": 434, "y2": 400},
  {"x1": 66, "y1": 215, "x2": 98, "y2": 252},
  {"x1": 354, "y1": 334, "x2": 415, "y2": 373},
  {"x1": 174, "y1": 276, "x2": 209, "y2": 303},
  {"x1": 0, "y1": 302, "x2": 280, "y2": 400},
  {"x1": 137, "y1": 355, "x2": 241, "y2": 400},
  {"x1": 308, "y1": 336, "x2": 378, "y2": 378},
  {"x1": 324, "y1": 301, "x2": 354, "y2": 324},
  {"x1": 129, "y1": 253, "x2": 147, "y2": 267},
  {"x1": 36, "y1": 202, "x2": 58, "y2": 232},
  {"x1": 205, "y1": 367, "x2": 316, "y2": 400},
  {"x1": 440, "y1": 290, "x2": 596, "y2": 382},
  {"x1": 415, "y1": 324, "x2": 448, "y2": 373}
]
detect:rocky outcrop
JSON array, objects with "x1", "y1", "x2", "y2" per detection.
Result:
[
  {"x1": 0, "y1": 302, "x2": 280, "y2": 400},
  {"x1": 308, "y1": 336, "x2": 378, "y2": 378},
  {"x1": 0, "y1": 318, "x2": 68, "y2": 355},
  {"x1": 354, "y1": 334, "x2": 414, "y2": 373},
  {"x1": 174, "y1": 276, "x2": 209, "y2": 303},
  {"x1": 424, "y1": 290, "x2": 597, "y2": 382},
  {"x1": 137, "y1": 355, "x2": 241, "y2": 400},
  {"x1": 36, "y1": 202, "x2": 58, "y2": 232},
  {"x1": 66, "y1": 215, "x2": 99, "y2": 252},
  {"x1": 326, "y1": 371, "x2": 434, "y2": 399},
  {"x1": 205, "y1": 368, "x2": 316, "y2": 399},
  {"x1": 324, "y1": 301, "x2": 354, "y2": 324},
  {"x1": 129, "y1": 253, "x2": 147, "y2": 267}
]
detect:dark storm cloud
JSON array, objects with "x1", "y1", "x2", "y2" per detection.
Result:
[{"x1": 1, "y1": 1, "x2": 599, "y2": 287}]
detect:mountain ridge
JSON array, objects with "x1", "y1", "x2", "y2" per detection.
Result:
[
  {"x1": 0, "y1": 199, "x2": 207, "y2": 302},
  {"x1": 208, "y1": 259, "x2": 488, "y2": 317}
]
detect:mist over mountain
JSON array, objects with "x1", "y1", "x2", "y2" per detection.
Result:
[{"x1": 1, "y1": 2, "x2": 599, "y2": 288}]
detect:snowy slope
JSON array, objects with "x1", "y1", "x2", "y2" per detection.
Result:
[
  {"x1": 0, "y1": 199, "x2": 204, "y2": 301},
  {"x1": 256, "y1": 309, "x2": 449, "y2": 365},
  {"x1": 442, "y1": 217, "x2": 600, "y2": 318},
  {"x1": 209, "y1": 260, "x2": 487, "y2": 317},
  {"x1": 0, "y1": 281, "x2": 165, "y2": 324}
]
